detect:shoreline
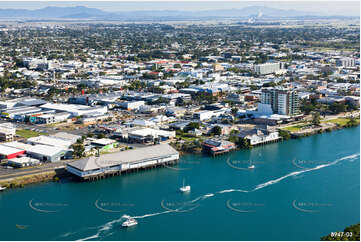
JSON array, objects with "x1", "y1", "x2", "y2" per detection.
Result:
[{"x1": 0, "y1": 123, "x2": 359, "y2": 191}]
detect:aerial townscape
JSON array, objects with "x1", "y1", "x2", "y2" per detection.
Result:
[{"x1": 0, "y1": 1, "x2": 359, "y2": 242}]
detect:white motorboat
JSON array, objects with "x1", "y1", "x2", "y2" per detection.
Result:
[
  {"x1": 122, "y1": 215, "x2": 138, "y2": 227},
  {"x1": 0, "y1": 186, "x2": 6, "y2": 191}
]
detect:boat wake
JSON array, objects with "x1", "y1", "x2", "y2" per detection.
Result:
[
  {"x1": 73, "y1": 152, "x2": 359, "y2": 241},
  {"x1": 132, "y1": 210, "x2": 173, "y2": 219},
  {"x1": 76, "y1": 217, "x2": 124, "y2": 241}
]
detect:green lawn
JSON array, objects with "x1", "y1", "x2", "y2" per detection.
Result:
[
  {"x1": 321, "y1": 118, "x2": 357, "y2": 126},
  {"x1": 176, "y1": 135, "x2": 197, "y2": 142},
  {"x1": 282, "y1": 123, "x2": 309, "y2": 132},
  {"x1": 16, "y1": 129, "x2": 47, "y2": 138}
]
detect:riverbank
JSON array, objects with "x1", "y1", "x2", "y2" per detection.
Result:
[
  {"x1": 0, "y1": 120, "x2": 359, "y2": 190},
  {"x1": 287, "y1": 119, "x2": 360, "y2": 138},
  {"x1": 0, "y1": 168, "x2": 69, "y2": 189}
]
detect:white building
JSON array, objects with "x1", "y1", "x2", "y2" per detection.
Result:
[
  {"x1": 40, "y1": 103, "x2": 108, "y2": 117},
  {"x1": 119, "y1": 101, "x2": 145, "y2": 110},
  {"x1": 254, "y1": 62, "x2": 281, "y2": 75},
  {"x1": 261, "y1": 88, "x2": 300, "y2": 115},
  {"x1": 27, "y1": 135, "x2": 72, "y2": 149},
  {"x1": 66, "y1": 144, "x2": 179, "y2": 180},
  {"x1": 0, "y1": 123, "x2": 16, "y2": 141},
  {"x1": 239, "y1": 128, "x2": 280, "y2": 146}
]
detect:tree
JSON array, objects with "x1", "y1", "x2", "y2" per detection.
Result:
[
  {"x1": 279, "y1": 130, "x2": 291, "y2": 140},
  {"x1": 321, "y1": 223, "x2": 360, "y2": 241},
  {"x1": 97, "y1": 133, "x2": 106, "y2": 139},
  {"x1": 346, "y1": 116, "x2": 359, "y2": 127},
  {"x1": 231, "y1": 107, "x2": 238, "y2": 116},
  {"x1": 311, "y1": 111, "x2": 321, "y2": 126},
  {"x1": 236, "y1": 137, "x2": 252, "y2": 149},
  {"x1": 72, "y1": 143, "x2": 85, "y2": 158},
  {"x1": 211, "y1": 126, "x2": 222, "y2": 136},
  {"x1": 184, "y1": 122, "x2": 200, "y2": 132},
  {"x1": 329, "y1": 102, "x2": 346, "y2": 114}
]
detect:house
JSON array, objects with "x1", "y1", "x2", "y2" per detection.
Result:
[
  {"x1": 238, "y1": 127, "x2": 280, "y2": 146},
  {"x1": 202, "y1": 139, "x2": 236, "y2": 156}
]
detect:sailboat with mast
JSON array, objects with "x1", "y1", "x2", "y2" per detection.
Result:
[{"x1": 179, "y1": 179, "x2": 191, "y2": 193}]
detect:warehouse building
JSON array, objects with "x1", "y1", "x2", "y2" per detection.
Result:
[
  {"x1": 51, "y1": 132, "x2": 81, "y2": 144},
  {"x1": 40, "y1": 103, "x2": 108, "y2": 117},
  {"x1": 66, "y1": 144, "x2": 179, "y2": 180},
  {"x1": 0, "y1": 144, "x2": 25, "y2": 159},
  {"x1": 27, "y1": 135, "x2": 73, "y2": 149},
  {"x1": 34, "y1": 112, "x2": 70, "y2": 124},
  {"x1": 119, "y1": 101, "x2": 145, "y2": 110},
  {"x1": 26, "y1": 145, "x2": 67, "y2": 162},
  {"x1": 7, "y1": 157, "x2": 40, "y2": 168},
  {"x1": 1, "y1": 106, "x2": 42, "y2": 119}
]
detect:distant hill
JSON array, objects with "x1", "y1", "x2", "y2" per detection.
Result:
[
  {"x1": 0, "y1": 6, "x2": 108, "y2": 18},
  {"x1": 0, "y1": 5, "x2": 352, "y2": 20}
]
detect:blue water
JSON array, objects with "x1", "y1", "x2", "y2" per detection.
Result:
[{"x1": 0, "y1": 126, "x2": 359, "y2": 241}]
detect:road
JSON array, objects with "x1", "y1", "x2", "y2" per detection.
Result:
[{"x1": 0, "y1": 160, "x2": 71, "y2": 180}]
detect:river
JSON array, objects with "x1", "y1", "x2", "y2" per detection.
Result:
[{"x1": 0, "y1": 126, "x2": 359, "y2": 241}]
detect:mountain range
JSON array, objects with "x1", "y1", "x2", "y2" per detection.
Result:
[{"x1": 0, "y1": 5, "x2": 352, "y2": 20}]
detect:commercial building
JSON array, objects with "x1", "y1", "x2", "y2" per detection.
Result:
[
  {"x1": 40, "y1": 103, "x2": 108, "y2": 117},
  {"x1": 27, "y1": 135, "x2": 73, "y2": 149},
  {"x1": 3, "y1": 141, "x2": 68, "y2": 162},
  {"x1": 121, "y1": 128, "x2": 176, "y2": 143},
  {"x1": 51, "y1": 132, "x2": 81, "y2": 144},
  {"x1": 66, "y1": 144, "x2": 179, "y2": 180},
  {"x1": 193, "y1": 109, "x2": 226, "y2": 121},
  {"x1": 7, "y1": 157, "x2": 40, "y2": 168},
  {"x1": 119, "y1": 101, "x2": 145, "y2": 111},
  {"x1": 336, "y1": 58, "x2": 355, "y2": 67},
  {"x1": 0, "y1": 144, "x2": 25, "y2": 159},
  {"x1": 34, "y1": 112, "x2": 70, "y2": 124},
  {"x1": 0, "y1": 123, "x2": 16, "y2": 141},
  {"x1": 0, "y1": 97, "x2": 46, "y2": 110},
  {"x1": 1, "y1": 106, "x2": 42, "y2": 119},
  {"x1": 90, "y1": 138, "x2": 118, "y2": 151},
  {"x1": 26, "y1": 145, "x2": 67, "y2": 162},
  {"x1": 254, "y1": 62, "x2": 281, "y2": 75},
  {"x1": 261, "y1": 88, "x2": 300, "y2": 115}
]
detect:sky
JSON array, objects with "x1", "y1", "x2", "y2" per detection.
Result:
[{"x1": 0, "y1": 1, "x2": 359, "y2": 16}]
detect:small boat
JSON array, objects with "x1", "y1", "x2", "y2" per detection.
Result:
[
  {"x1": 0, "y1": 186, "x2": 6, "y2": 191},
  {"x1": 122, "y1": 215, "x2": 138, "y2": 227},
  {"x1": 16, "y1": 224, "x2": 29, "y2": 230},
  {"x1": 248, "y1": 160, "x2": 255, "y2": 169},
  {"x1": 180, "y1": 179, "x2": 191, "y2": 193}
]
